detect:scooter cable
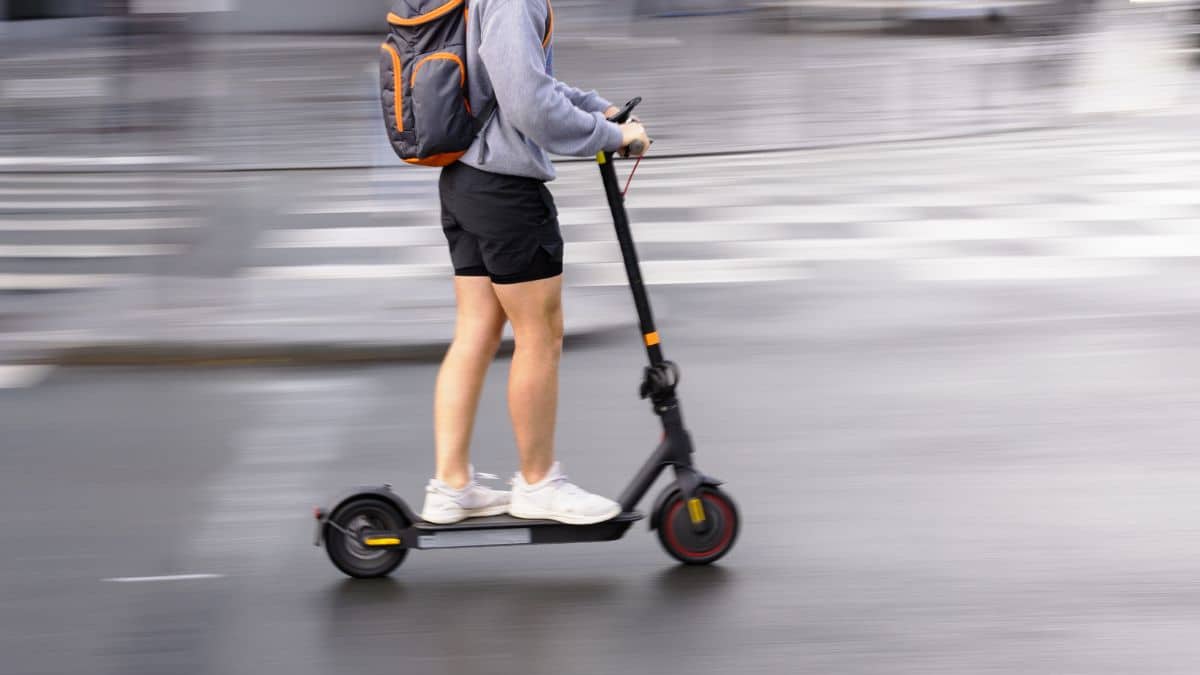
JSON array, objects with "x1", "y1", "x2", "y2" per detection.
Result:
[{"x1": 622, "y1": 153, "x2": 644, "y2": 197}]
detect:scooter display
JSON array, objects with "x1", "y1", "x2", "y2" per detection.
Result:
[{"x1": 313, "y1": 98, "x2": 739, "y2": 578}]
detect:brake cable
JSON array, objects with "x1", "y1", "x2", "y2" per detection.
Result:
[{"x1": 622, "y1": 153, "x2": 644, "y2": 197}]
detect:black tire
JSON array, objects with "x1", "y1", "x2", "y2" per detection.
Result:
[
  {"x1": 324, "y1": 498, "x2": 409, "y2": 579},
  {"x1": 655, "y1": 487, "x2": 739, "y2": 565}
]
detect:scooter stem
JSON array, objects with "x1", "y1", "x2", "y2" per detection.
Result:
[{"x1": 596, "y1": 149, "x2": 665, "y2": 370}]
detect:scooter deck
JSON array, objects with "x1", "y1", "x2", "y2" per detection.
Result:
[
  {"x1": 411, "y1": 511, "x2": 643, "y2": 550},
  {"x1": 415, "y1": 512, "x2": 642, "y2": 530}
]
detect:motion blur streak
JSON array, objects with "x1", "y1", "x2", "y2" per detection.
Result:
[{"x1": 2, "y1": 1, "x2": 1200, "y2": 674}]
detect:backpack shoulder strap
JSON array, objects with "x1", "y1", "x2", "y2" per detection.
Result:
[{"x1": 472, "y1": 98, "x2": 497, "y2": 134}]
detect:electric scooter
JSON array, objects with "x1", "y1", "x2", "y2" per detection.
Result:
[{"x1": 314, "y1": 98, "x2": 739, "y2": 578}]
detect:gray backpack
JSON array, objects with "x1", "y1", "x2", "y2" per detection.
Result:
[{"x1": 379, "y1": 0, "x2": 550, "y2": 167}]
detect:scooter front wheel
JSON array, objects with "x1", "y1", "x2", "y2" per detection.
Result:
[
  {"x1": 655, "y1": 487, "x2": 739, "y2": 565},
  {"x1": 324, "y1": 497, "x2": 408, "y2": 578}
]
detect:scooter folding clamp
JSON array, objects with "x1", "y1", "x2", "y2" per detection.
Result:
[{"x1": 639, "y1": 361, "x2": 681, "y2": 410}]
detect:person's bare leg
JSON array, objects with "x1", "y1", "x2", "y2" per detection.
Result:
[
  {"x1": 492, "y1": 275, "x2": 563, "y2": 485},
  {"x1": 434, "y1": 276, "x2": 507, "y2": 489}
]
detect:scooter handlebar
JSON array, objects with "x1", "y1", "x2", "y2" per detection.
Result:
[
  {"x1": 607, "y1": 97, "x2": 649, "y2": 158},
  {"x1": 607, "y1": 97, "x2": 641, "y2": 124}
]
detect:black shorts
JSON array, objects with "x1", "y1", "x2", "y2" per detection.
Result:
[{"x1": 439, "y1": 161, "x2": 564, "y2": 284}]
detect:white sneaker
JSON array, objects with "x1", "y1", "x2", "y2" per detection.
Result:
[
  {"x1": 420, "y1": 467, "x2": 511, "y2": 524},
  {"x1": 509, "y1": 462, "x2": 621, "y2": 525}
]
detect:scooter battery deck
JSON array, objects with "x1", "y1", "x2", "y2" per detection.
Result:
[{"x1": 412, "y1": 512, "x2": 643, "y2": 550}]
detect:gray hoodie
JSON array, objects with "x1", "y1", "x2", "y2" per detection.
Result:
[{"x1": 459, "y1": 0, "x2": 625, "y2": 181}]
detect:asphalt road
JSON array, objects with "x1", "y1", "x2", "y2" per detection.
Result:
[{"x1": 6, "y1": 276, "x2": 1200, "y2": 674}]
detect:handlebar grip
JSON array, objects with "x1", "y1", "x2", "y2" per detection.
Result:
[{"x1": 628, "y1": 139, "x2": 646, "y2": 157}]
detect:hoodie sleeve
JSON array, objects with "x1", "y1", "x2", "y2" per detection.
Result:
[
  {"x1": 478, "y1": 0, "x2": 624, "y2": 157},
  {"x1": 553, "y1": 80, "x2": 614, "y2": 114}
]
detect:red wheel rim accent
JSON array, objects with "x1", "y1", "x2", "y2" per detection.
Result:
[{"x1": 664, "y1": 493, "x2": 735, "y2": 560}]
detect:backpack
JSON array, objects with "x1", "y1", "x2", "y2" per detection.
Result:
[{"x1": 379, "y1": 0, "x2": 553, "y2": 168}]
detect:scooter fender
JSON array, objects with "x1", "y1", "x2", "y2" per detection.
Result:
[
  {"x1": 648, "y1": 475, "x2": 724, "y2": 531},
  {"x1": 313, "y1": 485, "x2": 418, "y2": 546}
]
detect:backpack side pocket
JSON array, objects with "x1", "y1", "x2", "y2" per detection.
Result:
[
  {"x1": 408, "y1": 46, "x2": 474, "y2": 165},
  {"x1": 380, "y1": 40, "x2": 416, "y2": 157}
]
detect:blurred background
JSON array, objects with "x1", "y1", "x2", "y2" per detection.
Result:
[{"x1": 3, "y1": 1, "x2": 1200, "y2": 674}]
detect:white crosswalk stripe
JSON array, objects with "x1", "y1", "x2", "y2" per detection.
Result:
[
  {"x1": 0, "y1": 273, "x2": 137, "y2": 290},
  {"x1": 0, "y1": 199, "x2": 196, "y2": 210},
  {"x1": 0, "y1": 244, "x2": 181, "y2": 258},
  {"x1": 254, "y1": 122, "x2": 1200, "y2": 286},
  {"x1": 0, "y1": 218, "x2": 197, "y2": 231},
  {"x1": 248, "y1": 263, "x2": 447, "y2": 280},
  {"x1": 0, "y1": 174, "x2": 210, "y2": 389},
  {"x1": 0, "y1": 155, "x2": 202, "y2": 168},
  {"x1": 0, "y1": 187, "x2": 208, "y2": 197},
  {"x1": 0, "y1": 172, "x2": 210, "y2": 294}
]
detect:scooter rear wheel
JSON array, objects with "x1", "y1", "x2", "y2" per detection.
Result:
[
  {"x1": 656, "y1": 487, "x2": 739, "y2": 565},
  {"x1": 325, "y1": 497, "x2": 408, "y2": 578}
]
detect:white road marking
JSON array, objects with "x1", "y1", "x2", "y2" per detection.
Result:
[
  {"x1": 259, "y1": 128, "x2": 1200, "y2": 288},
  {"x1": 287, "y1": 201, "x2": 438, "y2": 215},
  {"x1": 1076, "y1": 169, "x2": 1200, "y2": 186},
  {"x1": 252, "y1": 75, "x2": 347, "y2": 84},
  {"x1": 311, "y1": 186, "x2": 437, "y2": 198},
  {"x1": 258, "y1": 238, "x2": 447, "y2": 264},
  {"x1": 856, "y1": 190, "x2": 1039, "y2": 208},
  {"x1": 1145, "y1": 220, "x2": 1200, "y2": 235},
  {"x1": 0, "y1": 274, "x2": 135, "y2": 290},
  {"x1": 569, "y1": 237, "x2": 954, "y2": 266},
  {"x1": 0, "y1": 244, "x2": 180, "y2": 258},
  {"x1": 0, "y1": 187, "x2": 208, "y2": 196},
  {"x1": 702, "y1": 204, "x2": 922, "y2": 224},
  {"x1": 0, "y1": 174, "x2": 233, "y2": 184},
  {"x1": 1046, "y1": 235, "x2": 1200, "y2": 258},
  {"x1": 565, "y1": 36, "x2": 682, "y2": 47},
  {"x1": 898, "y1": 256, "x2": 1153, "y2": 281},
  {"x1": 2, "y1": 48, "x2": 132, "y2": 64},
  {"x1": 723, "y1": 238, "x2": 958, "y2": 261},
  {"x1": 0, "y1": 365, "x2": 54, "y2": 389},
  {"x1": 221, "y1": 376, "x2": 371, "y2": 394},
  {"x1": 572, "y1": 259, "x2": 810, "y2": 286},
  {"x1": 0, "y1": 156, "x2": 203, "y2": 168},
  {"x1": 988, "y1": 203, "x2": 1195, "y2": 222},
  {"x1": 3, "y1": 76, "x2": 108, "y2": 99},
  {"x1": 564, "y1": 241, "x2": 623, "y2": 263},
  {"x1": 103, "y1": 573, "x2": 224, "y2": 583},
  {"x1": 260, "y1": 226, "x2": 443, "y2": 248},
  {"x1": 0, "y1": 218, "x2": 196, "y2": 231},
  {"x1": 555, "y1": 207, "x2": 616, "y2": 225},
  {"x1": 612, "y1": 220, "x2": 800, "y2": 243},
  {"x1": 0, "y1": 199, "x2": 194, "y2": 210},
  {"x1": 246, "y1": 264, "x2": 445, "y2": 280},
  {"x1": 978, "y1": 310, "x2": 1200, "y2": 326},
  {"x1": 330, "y1": 172, "x2": 436, "y2": 185},
  {"x1": 1095, "y1": 189, "x2": 1200, "y2": 207},
  {"x1": 559, "y1": 204, "x2": 924, "y2": 227},
  {"x1": 857, "y1": 219, "x2": 1085, "y2": 240},
  {"x1": 1117, "y1": 151, "x2": 1200, "y2": 166},
  {"x1": 198, "y1": 36, "x2": 379, "y2": 52}
]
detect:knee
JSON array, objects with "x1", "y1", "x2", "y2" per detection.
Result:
[
  {"x1": 453, "y1": 321, "x2": 504, "y2": 356},
  {"x1": 514, "y1": 306, "x2": 563, "y2": 350}
]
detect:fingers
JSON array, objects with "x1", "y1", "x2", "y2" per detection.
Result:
[{"x1": 618, "y1": 121, "x2": 650, "y2": 158}]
